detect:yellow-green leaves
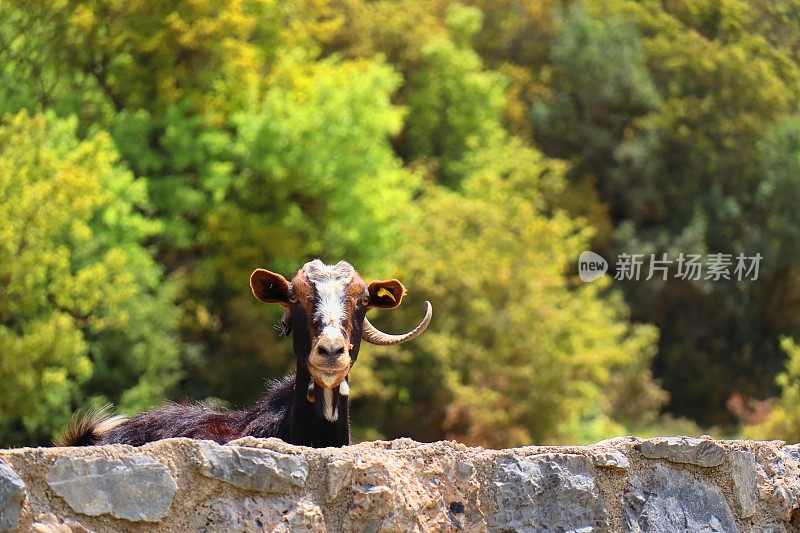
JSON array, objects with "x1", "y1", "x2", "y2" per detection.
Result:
[
  {"x1": 352, "y1": 138, "x2": 663, "y2": 447},
  {"x1": 745, "y1": 337, "x2": 800, "y2": 442},
  {"x1": 6, "y1": 0, "x2": 792, "y2": 446},
  {"x1": 0, "y1": 112, "x2": 180, "y2": 445}
]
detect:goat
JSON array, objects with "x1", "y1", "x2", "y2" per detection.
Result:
[{"x1": 57, "y1": 260, "x2": 432, "y2": 448}]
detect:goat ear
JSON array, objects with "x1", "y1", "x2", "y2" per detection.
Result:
[
  {"x1": 250, "y1": 269, "x2": 290, "y2": 305},
  {"x1": 367, "y1": 279, "x2": 406, "y2": 309}
]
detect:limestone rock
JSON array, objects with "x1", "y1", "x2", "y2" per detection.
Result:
[
  {"x1": 638, "y1": 437, "x2": 727, "y2": 467},
  {"x1": 591, "y1": 448, "x2": 631, "y2": 470},
  {"x1": 225, "y1": 436, "x2": 304, "y2": 455},
  {"x1": 490, "y1": 453, "x2": 609, "y2": 532},
  {"x1": 456, "y1": 461, "x2": 474, "y2": 478},
  {"x1": 758, "y1": 445, "x2": 800, "y2": 522},
  {"x1": 730, "y1": 450, "x2": 757, "y2": 518},
  {"x1": 197, "y1": 496, "x2": 325, "y2": 532},
  {"x1": 30, "y1": 513, "x2": 94, "y2": 533},
  {"x1": 782, "y1": 444, "x2": 800, "y2": 464},
  {"x1": 0, "y1": 460, "x2": 25, "y2": 532},
  {"x1": 596, "y1": 436, "x2": 642, "y2": 447},
  {"x1": 196, "y1": 441, "x2": 309, "y2": 493},
  {"x1": 342, "y1": 484, "x2": 395, "y2": 533},
  {"x1": 45, "y1": 455, "x2": 176, "y2": 522},
  {"x1": 325, "y1": 459, "x2": 353, "y2": 502},
  {"x1": 624, "y1": 463, "x2": 736, "y2": 532},
  {"x1": 6, "y1": 437, "x2": 800, "y2": 531},
  {"x1": 339, "y1": 451, "x2": 484, "y2": 533}
]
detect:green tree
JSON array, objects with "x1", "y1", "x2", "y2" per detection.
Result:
[
  {"x1": 8, "y1": 0, "x2": 780, "y2": 445},
  {"x1": 350, "y1": 138, "x2": 663, "y2": 447},
  {"x1": 0, "y1": 112, "x2": 181, "y2": 446},
  {"x1": 525, "y1": 0, "x2": 800, "y2": 426},
  {"x1": 0, "y1": 0, "x2": 339, "y2": 250},
  {"x1": 330, "y1": 3, "x2": 509, "y2": 187},
  {"x1": 1, "y1": 0, "x2": 403, "y2": 411},
  {"x1": 403, "y1": 5, "x2": 508, "y2": 186},
  {"x1": 180, "y1": 55, "x2": 421, "y2": 403},
  {"x1": 745, "y1": 337, "x2": 800, "y2": 442},
  {"x1": 326, "y1": 2, "x2": 664, "y2": 445}
]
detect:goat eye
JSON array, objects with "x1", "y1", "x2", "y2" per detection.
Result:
[
  {"x1": 361, "y1": 295, "x2": 370, "y2": 306},
  {"x1": 289, "y1": 295, "x2": 299, "y2": 304}
]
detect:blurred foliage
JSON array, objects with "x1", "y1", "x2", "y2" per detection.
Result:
[
  {"x1": 524, "y1": 0, "x2": 800, "y2": 427},
  {"x1": 745, "y1": 337, "x2": 800, "y2": 442},
  {"x1": 0, "y1": 112, "x2": 180, "y2": 445},
  {"x1": 352, "y1": 138, "x2": 664, "y2": 447},
  {"x1": 187, "y1": 55, "x2": 419, "y2": 403},
  {"x1": 2, "y1": 0, "x2": 800, "y2": 446}
]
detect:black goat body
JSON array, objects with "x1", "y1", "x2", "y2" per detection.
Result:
[
  {"x1": 57, "y1": 260, "x2": 430, "y2": 449},
  {"x1": 66, "y1": 375, "x2": 291, "y2": 446}
]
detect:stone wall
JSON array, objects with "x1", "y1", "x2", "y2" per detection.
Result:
[{"x1": 1, "y1": 436, "x2": 799, "y2": 532}]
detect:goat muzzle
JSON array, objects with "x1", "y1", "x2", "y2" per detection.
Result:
[
  {"x1": 308, "y1": 334, "x2": 352, "y2": 388},
  {"x1": 308, "y1": 361, "x2": 350, "y2": 388}
]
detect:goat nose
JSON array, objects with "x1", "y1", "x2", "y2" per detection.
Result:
[{"x1": 317, "y1": 336, "x2": 347, "y2": 359}]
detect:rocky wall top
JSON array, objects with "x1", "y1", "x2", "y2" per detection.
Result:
[{"x1": 0, "y1": 435, "x2": 799, "y2": 532}]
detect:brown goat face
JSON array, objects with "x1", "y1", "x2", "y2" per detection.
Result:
[
  {"x1": 295, "y1": 260, "x2": 362, "y2": 389},
  {"x1": 250, "y1": 260, "x2": 408, "y2": 392}
]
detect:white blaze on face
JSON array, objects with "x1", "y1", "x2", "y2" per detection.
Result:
[
  {"x1": 315, "y1": 278, "x2": 348, "y2": 328},
  {"x1": 303, "y1": 260, "x2": 355, "y2": 330},
  {"x1": 303, "y1": 260, "x2": 356, "y2": 422}
]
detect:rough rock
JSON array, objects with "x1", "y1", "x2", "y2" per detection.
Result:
[
  {"x1": 730, "y1": 451, "x2": 757, "y2": 518},
  {"x1": 325, "y1": 458, "x2": 353, "y2": 501},
  {"x1": 624, "y1": 463, "x2": 736, "y2": 532},
  {"x1": 456, "y1": 461, "x2": 474, "y2": 478},
  {"x1": 196, "y1": 441, "x2": 308, "y2": 493},
  {"x1": 783, "y1": 444, "x2": 800, "y2": 464},
  {"x1": 342, "y1": 483, "x2": 396, "y2": 533},
  {"x1": 638, "y1": 436, "x2": 727, "y2": 467},
  {"x1": 596, "y1": 436, "x2": 642, "y2": 448},
  {"x1": 0, "y1": 459, "x2": 25, "y2": 532},
  {"x1": 591, "y1": 447, "x2": 631, "y2": 470},
  {"x1": 46, "y1": 455, "x2": 176, "y2": 522},
  {"x1": 30, "y1": 513, "x2": 94, "y2": 532},
  {"x1": 339, "y1": 449, "x2": 484, "y2": 532},
  {"x1": 757, "y1": 444, "x2": 800, "y2": 523},
  {"x1": 490, "y1": 453, "x2": 608, "y2": 532},
  {"x1": 196, "y1": 496, "x2": 325, "y2": 532},
  {"x1": 2, "y1": 437, "x2": 799, "y2": 531}
]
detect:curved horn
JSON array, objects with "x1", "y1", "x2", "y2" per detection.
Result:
[{"x1": 362, "y1": 301, "x2": 432, "y2": 345}]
